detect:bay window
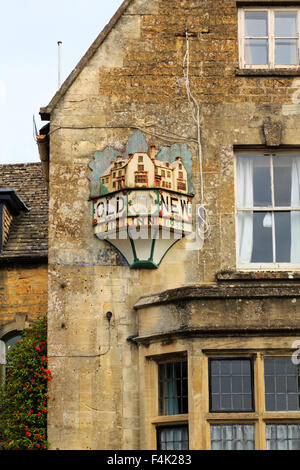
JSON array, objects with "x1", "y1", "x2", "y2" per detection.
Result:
[
  {"x1": 145, "y1": 349, "x2": 300, "y2": 450},
  {"x1": 207, "y1": 354, "x2": 300, "y2": 450}
]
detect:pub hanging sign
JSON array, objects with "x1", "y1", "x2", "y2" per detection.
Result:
[{"x1": 89, "y1": 131, "x2": 195, "y2": 268}]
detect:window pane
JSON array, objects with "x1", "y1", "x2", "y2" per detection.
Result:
[
  {"x1": 245, "y1": 39, "x2": 268, "y2": 65},
  {"x1": 253, "y1": 156, "x2": 272, "y2": 207},
  {"x1": 5, "y1": 335, "x2": 22, "y2": 353},
  {"x1": 264, "y1": 357, "x2": 300, "y2": 411},
  {"x1": 158, "y1": 361, "x2": 188, "y2": 415},
  {"x1": 275, "y1": 212, "x2": 291, "y2": 262},
  {"x1": 275, "y1": 11, "x2": 298, "y2": 37},
  {"x1": 251, "y1": 212, "x2": 273, "y2": 263},
  {"x1": 210, "y1": 359, "x2": 254, "y2": 412},
  {"x1": 5, "y1": 334, "x2": 22, "y2": 369},
  {"x1": 211, "y1": 424, "x2": 255, "y2": 450},
  {"x1": 273, "y1": 156, "x2": 293, "y2": 206},
  {"x1": 275, "y1": 39, "x2": 299, "y2": 65},
  {"x1": 157, "y1": 426, "x2": 188, "y2": 450},
  {"x1": 245, "y1": 11, "x2": 268, "y2": 36},
  {"x1": 236, "y1": 154, "x2": 272, "y2": 208},
  {"x1": 266, "y1": 424, "x2": 300, "y2": 450}
]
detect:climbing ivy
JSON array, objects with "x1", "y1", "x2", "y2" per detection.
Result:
[{"x1": 0, "y1": 316, "x2": 51, "y2": 450}]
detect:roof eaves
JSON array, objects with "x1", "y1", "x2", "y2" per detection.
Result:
[
  {"x1": 39, "y1": 0, "x2": 134, "y2": 121},
  {"x1": 0, "y1": 189, "x2": 31, "y2": 215},
  {"x1": 0, "y1": 254, "x2": 48, "y2": 264}
]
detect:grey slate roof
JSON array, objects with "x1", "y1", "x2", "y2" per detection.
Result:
[{"x1": 0, "y1": 163, "x2": 48, "y2": 260}]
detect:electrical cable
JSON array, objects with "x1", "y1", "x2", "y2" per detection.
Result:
[
  {"x1": 183, "y1": 30, "x2": 210, "y2": 238},
  {"x1": 40, "y1": 124, "x2": 198, "y2": 145}
]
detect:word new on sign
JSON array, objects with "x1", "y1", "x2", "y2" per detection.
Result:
[{"x1": 92, "y1": 189, "x2": 193, "y2": 238}]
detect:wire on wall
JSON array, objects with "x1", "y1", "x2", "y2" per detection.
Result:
[{"x1": 183, "y1": 30, "x2": 210, "y2": 239}]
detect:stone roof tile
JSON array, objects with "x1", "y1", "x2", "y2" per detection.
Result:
[{"x1": 0, "y1": 163, "x2": 48, "y2": 260}]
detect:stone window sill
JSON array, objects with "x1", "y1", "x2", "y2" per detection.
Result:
[
  {"x1": 235, "y1": 68, "x2": 300, "y2": 77},
  {"x1": 236, "y1": 1, "x2": 300, "y2": 7},
  {"x1": 216, "y1": 271, "x2": 300, "y2": 281}
]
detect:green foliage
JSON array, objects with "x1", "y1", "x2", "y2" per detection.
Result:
[{"x1": 0, "y1": 316, "x2": 51, "y2": 450}]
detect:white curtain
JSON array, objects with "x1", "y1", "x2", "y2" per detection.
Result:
[
  {"x1": 266, "y1": 424, "x2": 300, "y2": 450},
  {"x1": 160, "y1": 427, "x2": 188, "y2": 450},
  {"x1": 291, "y1": 157, "x2": 300, "y2": 262},
  {"x1": 244, "y1": 40, "x2": 253, "y2": 65},
  {"x1": 237, "y1": 158, "x2": 254, "y2": 263},
  {"x1": 211, "y1": 424, "x2": 255, "y2": 450}
]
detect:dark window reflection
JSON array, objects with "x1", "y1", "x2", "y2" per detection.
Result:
[
  {"x1": 253, "y1": 156, "x2": 272, "y2": 207},
  {"x1": 158, "y1": 361, "x2": 188, "y2": 415},
  {"x1": 210, "y1": 359, "x2": 254, "y2": 412},
  {"x1": 5, "y1": 335, "x2": 22, "y2": 354},
  {"x1": 264, "y1": 357, "x2": 300, "y2": 411},
  {"x1": 251, "y1": 212, "x2": 273, "y2": 262},
  {"x1": 273, "y1": 157, "x2": 292, "y2": 206},
  {"x1": 275, "y1": 212, "x2": 291, "y2": 262}
]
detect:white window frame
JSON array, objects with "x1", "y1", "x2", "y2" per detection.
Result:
[
  {"x1": 238, "y1": 7, "x2": 300, "y2": 69},
  {"x1": 235, "y1": 150, "x2": 300, "y2": 271}
]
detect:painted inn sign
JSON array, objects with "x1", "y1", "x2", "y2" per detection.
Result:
[{"x1": 89, "y1": 132, "x2": 195, "y2": 268}]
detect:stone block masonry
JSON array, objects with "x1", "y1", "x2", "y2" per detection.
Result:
[{"x1": 0, "y1": 262, "x2": 48, "y2": 322}]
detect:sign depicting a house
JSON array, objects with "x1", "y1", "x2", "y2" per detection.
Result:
[{"x1": 89, "y1": 131, "x2": 195, "y2": 268}]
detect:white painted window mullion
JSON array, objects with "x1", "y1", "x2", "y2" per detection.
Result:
[
  {"x1": 270, "y1": 154, "x2": 276, "y2": 263},
  {"x1": 269, "y1": 10, "x2": 274, "y2": 68}
]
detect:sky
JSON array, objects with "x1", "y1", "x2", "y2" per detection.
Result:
[{"x1": 0, "y1": 0, "x2": 124, "y2": 164}]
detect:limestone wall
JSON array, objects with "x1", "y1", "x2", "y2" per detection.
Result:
[
  {"x1": 0, "y1": 262, "x2": 48, "y2": 326},
  {"x1": 46, "y1": 0, "x2": 300, "y2": 449}
]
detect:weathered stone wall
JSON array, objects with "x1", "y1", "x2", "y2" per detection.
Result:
[
  {"x1": 0, "y1": 262, "x2": 48, "y2": 326},
  {"x1": 46, "y1": 0, "x2": 300, "y2": 450}
]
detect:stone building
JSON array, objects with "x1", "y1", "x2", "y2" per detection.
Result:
[
  {"x1": 39, "y1": 0, "x2": 300, "y2": 450},
  {"x1": 0, "y1": 163, "x2": 48, "y2": 375}
]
